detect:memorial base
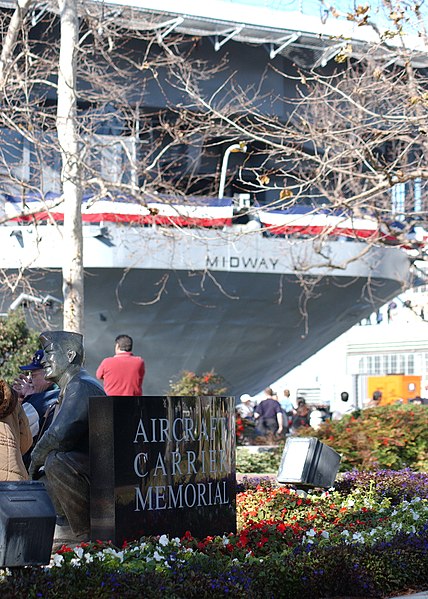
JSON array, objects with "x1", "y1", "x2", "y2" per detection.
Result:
[{"x1": 89, "y1": 395, "x2": 236, "y2": 545}]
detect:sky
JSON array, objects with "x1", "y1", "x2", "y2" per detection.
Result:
[
  {"x1": 123, "y1": 0, "x2": 427, "y2": 49},
  {"x1": 211, "y1": 0, "x2": 427, "y2": 33}
]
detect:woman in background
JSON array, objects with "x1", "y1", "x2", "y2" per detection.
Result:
[
  {"x1": 291, "y1": 397, "x2": 311, "y2": 432},
  {"x1": 0, "y1": 379, "x2": 32, "y2": 480}
]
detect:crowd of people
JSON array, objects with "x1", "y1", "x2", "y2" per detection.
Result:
[
  {"x1": 235, "y1": 386, "x2": 332, "y2": 443},
  {"x1": 235, "y1": 384, "x2": 417, "y2": 443}
]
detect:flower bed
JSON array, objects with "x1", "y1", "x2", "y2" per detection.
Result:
[{"x1": 1, "y1": 470, "x2": 427, "y2": 598}]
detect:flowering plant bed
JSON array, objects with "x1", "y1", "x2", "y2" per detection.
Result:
[{"x1": 1, "y1": 470, "x2": 427, "y2": 598}]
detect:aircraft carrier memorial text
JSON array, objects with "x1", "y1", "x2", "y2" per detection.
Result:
[{"x1": 89, "y1": 396, "x2": 236, "y2": 545}]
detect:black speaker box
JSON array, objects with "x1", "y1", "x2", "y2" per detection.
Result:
[
  {"x1": 0, "y1": 481, "x2": 56, "y2": 567},
  {"x1": 277, "y1": 437, "x2": 341, "y2": 488}
]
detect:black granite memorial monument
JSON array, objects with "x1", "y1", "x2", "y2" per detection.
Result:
[{"x1": 89, "y1": 395, "x2": 236, "y2": 545}]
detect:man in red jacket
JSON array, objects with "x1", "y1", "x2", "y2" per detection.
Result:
[{"x1": 96, "y1": 334, "x2": 145, "y2": 396}]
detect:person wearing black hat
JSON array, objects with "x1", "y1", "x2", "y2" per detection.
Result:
[{"x1": 13, "y1": 349, "x2": 60, "y2": 442}]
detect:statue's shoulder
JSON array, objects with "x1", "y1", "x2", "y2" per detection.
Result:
[
  {"x1": 79, "y1": 370, "x2": 106, "y2": 395},
  {"x1": 67, "y1": 370, "x2": 106, "y2": 396}
]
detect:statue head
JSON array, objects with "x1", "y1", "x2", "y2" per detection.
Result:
[{"x1": 39, "y1": 331, "x2": 84, "y2": 382}]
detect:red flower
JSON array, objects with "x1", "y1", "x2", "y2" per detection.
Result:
[{"x1": 56, "y1": 545, "x2": 73, "y2": 554}]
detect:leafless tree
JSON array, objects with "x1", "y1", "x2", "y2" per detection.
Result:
[
  {"x1": 176, "y1": 3, "x2": 428, "y2": 241},
  {"x1": 1, "y1": 0, "x2": 427, "y2": 331}
]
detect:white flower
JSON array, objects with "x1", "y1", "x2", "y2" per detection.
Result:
[
  {"x1": 321, "y1": 531, "x2": 329, "y2": 539},
  {"x1": 52, "y1": 554, "x2": 64, "y2": 567},
  {"x1": 84, "y1": 553, "x2": 94, "y2": 563},
  {"x1": 341, "y1": 530, "x2": 350, "y2": 537},
  {"x1": 352, "y1": 532, "x2": 364, "y2": 543},
  {"x1": 158, "y1": 534, "x2": 169, "y2": 546},
  {"x1": 70, "y1": 558, "x2": 81, "y2": 567},
  {"x1": 74, "y1": 547, "x2": 84, "y2": 559},
  {"x1": 222, "y1": 538, "x2": 230, "y2": 545},
  {"x1": 306, "y1": 529, "x2": 316, "y2": 538},
  {"x1": 153, "y1": 550, "x2": 162, "y2": 561}
]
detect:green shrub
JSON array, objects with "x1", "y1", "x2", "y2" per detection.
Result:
[
  {"x1": 237, "y1": 407, "x2": 428, "y2": 474},
  {"x1": 299, "y1": 404, "x2": 428, "y2": 471},
  {"x1": 168, "y1": 370, "x2": 228, "y2": 396},
  {"x1": 0, "y1": 309, "x2": 40, "y2": 383},
  {"x1": 236, "y1": 447, "x2": 282, "y2": 474}
]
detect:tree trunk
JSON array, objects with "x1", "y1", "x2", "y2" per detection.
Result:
[
  {"x1": 0, "y1": 0, "x2": 33, "y2": 92},
  {"x1": 56, "y1": 0, "x2": 84, "y2": 333}
]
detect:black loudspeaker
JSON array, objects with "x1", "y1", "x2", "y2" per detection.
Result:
[
  {"x1": 0, "y1": 481, "x2": 56, "y2": 567},
  {"x1": 277, "y1": 437, "x2": 341, "y2": 488}
]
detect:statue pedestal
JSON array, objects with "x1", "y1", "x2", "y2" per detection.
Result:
[{"x1": 89, "y1": 395, "x2": 236, "y2": 546}]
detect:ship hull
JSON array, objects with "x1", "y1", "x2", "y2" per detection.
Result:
[{"x1": 0, "y1": 224, "x2": 412, "y2": 396}]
